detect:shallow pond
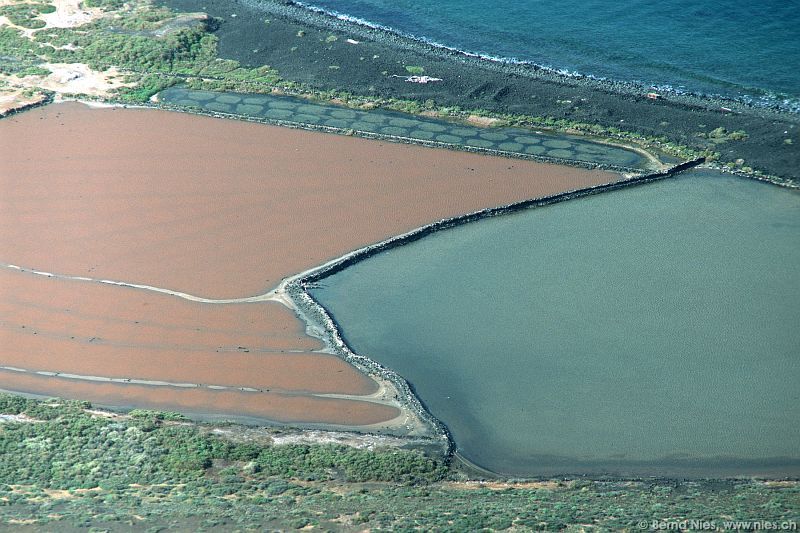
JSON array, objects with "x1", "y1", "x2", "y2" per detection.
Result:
[
  {"x1": 310, "y1": 170, "x2": 800, "y2": 477},
  {"x1": 158, "y1": 87, "x2": 650, "y2": 169}
]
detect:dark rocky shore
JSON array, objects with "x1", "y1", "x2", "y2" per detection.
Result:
[
  {"x1": 285, "y1": 158, "x2": 705, "y2": 469},
  {"x1": 161, "y1": 0, "x2": 798, "y2": 181}
]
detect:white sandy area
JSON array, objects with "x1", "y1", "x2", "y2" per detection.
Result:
[
  {"x1": 41, "y1": 0, "x2": 103, "y2": 28},
  {"x1": 0, "y1": 413, "x2": 40, "y2": 423},
  {"x1": 466, "y1": 114, "x2": 506, "y2": 127},
  {"x1": 1, "y1": 63, "x2": 133, "y2": 98},
  {"x1": 0, "y1": 85, "x2": 47, "y2": 115},
  {"x1": 0, "y1": 0, "x2": 151, "y2": 109}
]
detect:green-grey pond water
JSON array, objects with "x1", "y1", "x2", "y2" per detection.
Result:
[{"x1": 310, "y1": 171, "x2": 800, "y2": 477}]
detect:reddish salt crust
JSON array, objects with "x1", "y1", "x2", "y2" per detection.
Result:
[
  {"x1": 0, "y1": 103, "x2": 616, "y2": 299},
  {"x1": 0, "y1": 269, "x2": 376, "y2": 394},
  {"x1": 0, "y1": 102, "x2": 619, "y2": 426}
]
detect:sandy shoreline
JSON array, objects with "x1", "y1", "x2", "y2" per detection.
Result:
[{"x1": 0, "y1": 101, "x2": 618, "y2": 432}]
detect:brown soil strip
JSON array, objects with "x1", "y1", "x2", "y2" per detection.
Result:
[
  {"x1": 0, "y1": 370, "x2": 399, "y2": 426},
  {"x1": 0, "y1": 102, "x2": 619, "y2": 426}
]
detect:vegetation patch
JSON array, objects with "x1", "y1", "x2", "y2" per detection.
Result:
[
  {"x1": 0, "y1": 394, "x2": 446, "y2": 490},
  {"x1": 83, "y1": 0, "x2": 126, "y2": 9},
  {"x1": 0, "y1": 394, "x2": 797, "y2": 530},
  {"x1": 0, "y1": 3, "x2": 54, "y2": 29},
  {"x1": 16, "y1": 64, "x2": 49, "y2": 76},
  {"x1": 696, "y1": 126, "x2": 749, "y2": 143}
]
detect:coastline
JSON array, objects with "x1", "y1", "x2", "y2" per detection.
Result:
[
  {"x1": 288, "y1": 0, "x2": 799, "y2": 115},
  {"x1": 158, "y1": 0, "x2": 798, "y2": 183},
  {"x1": 2, "y1": 0, "x2": 796, "y2": 181},
  {"x1": 1, "y1": 5, "x2": 799, "y2": 529}
]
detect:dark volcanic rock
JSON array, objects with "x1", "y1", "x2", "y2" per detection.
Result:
[{"x1": 161, "y1": 0, "x2": 799, "y2": 180}]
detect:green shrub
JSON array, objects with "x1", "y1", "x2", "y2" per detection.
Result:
[
  {"x1": 84, "y1": 0, "x2": 126, "y2": 9},
  {"x1": 0, "y1": 3, "x2": 53, "y2": 29},
  {"x1": 17, "y1": 65, "x2": 51, "y2": 76}
]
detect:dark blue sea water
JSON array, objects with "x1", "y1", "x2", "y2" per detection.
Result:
[{"x1": 302, "y1": 0, "x2": 800, "y2": 111}]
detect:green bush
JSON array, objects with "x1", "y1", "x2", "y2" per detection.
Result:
[
  {"x1": 254, "y1": 444, "x2": 446, "y2": 484},
  {"x1": 84, "y1": 0, "x2": 126, "y2": 9},
  {"x1": 0, "y1": 3, "x2": 53, "y2": 29},
  {"x1": 17, "y1": 65, "x2": 51, "y2": 76},
  {"x1": 0, "y1": 394, "x2": 445, "y2": 491}
]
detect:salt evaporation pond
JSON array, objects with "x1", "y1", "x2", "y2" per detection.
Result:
[
  {"x1": 158, "y1": 87, "x2": 650, "y2": 170},
  {"x1": 310, "y1": 170, "x2": 800, "y2": 477}
]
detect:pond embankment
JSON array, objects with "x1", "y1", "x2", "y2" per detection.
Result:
[{"x1": 0, "y1": 101, "x2": 617, "y2": 433}]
